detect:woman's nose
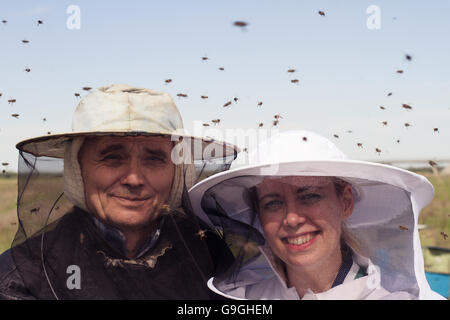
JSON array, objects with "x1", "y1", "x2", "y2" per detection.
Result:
[{"x1": 283, "y1": 205, "x2": 307, "y2": 228}]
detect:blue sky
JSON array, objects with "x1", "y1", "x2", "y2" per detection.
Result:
[{"x1": 1, "y1": 0, "x2": 450, "y2": 171}]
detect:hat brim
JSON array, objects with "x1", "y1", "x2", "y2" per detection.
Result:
[
  {"x1": 188, "y1": 159, "x2": 434, "y2": 228},
  {"x1": 16, "y1": 131, "x2": 239, "y2": 161}
]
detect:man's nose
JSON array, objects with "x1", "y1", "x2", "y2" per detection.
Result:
[{"x1": 121, "y1": 158, "x2": 145, "y2": 187}]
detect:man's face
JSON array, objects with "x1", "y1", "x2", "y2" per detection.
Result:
[{"x1": 79, "y1": 135, "x2": 175, "y2": 232}]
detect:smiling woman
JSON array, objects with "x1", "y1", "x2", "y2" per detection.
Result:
[{"x1": 188, "y1": 130, "x2": 445, "y2": 300}]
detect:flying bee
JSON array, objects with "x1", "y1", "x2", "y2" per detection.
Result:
[
  {"x1": 428, "y1": 160, "x2": 438, "y2": 167},
  {"x1": 233, "y1": 21, "x2": 248, "y2": 28},
  {"x1": 399, "y1": 225, "x2": 409, "y2": 231},
  {"x1": 433, "y1": 128, "x2": 439, "y2": 133},
  {"x1": 223, "y1": 101, "x2": 232, "y2": 107},
  {"x1": 195, "y1": 229, "x2": 207, "y2": 240},
  {"x1": 47, "y1": 131, "x2": 51, "y2": 134},
  {"x1": 203, "y1": 123, "x2": 210, "y2": 127},
  {"x1": 11, "y1": 114, "x2": 19, "y2": 118},
  {"x1": 404, "y1": 122, "x2": 411, "y2": 128},
  {"x1": 302, "y1": 136, "x2": 308, "y2": 142},
  {"x1": 405, "y1": 54, "x2": 412, "y2": 61},
  {"x1": 274, "y1": 114, "x2": 283, "y2": 120},
  {"x1": 219, "y1": 67, "x2": 225, "y2": 71},
  {"x1": 212, "y1": 119, "x2": 220, "y2": 125},
  {"x1": 24, "y1": 67, "x2": 31, "y2": 72},
  {"x1": 42, "y1": 118, "x2": 46, "y2": 122},
  {"x1": 402, "y1": 104, "x2": 412, "y2": 110},
  {"x1": 318, "y1": 11, "x2": 325, "y2": 16},
  {"x1": 243, "y1": 148, "x2": 248, "y2": 153},
  {"x1": 30, "y1": 207, "x2": 40, "y2": 215},
  {"x1": 164, "y1": 79, "x2": 172, "y2": 84},
  {"x1": 160, "y1": 204, "x2": 171, "y2": 213},
  {"x1": 202, "y1": 56, "x2": 209, "y2": 61},
  {"x1": 22, "y1": 39, "x2": 30, "y2": 44},
  {"x1": 8, "y1": 99, "x2": 16, "y2": 105},
  {"x1": 200, "y1": 95, "x2": 208, "y2": 99},
  {"x1": 82, "y1": 87, "x2": 92, "y2": 91},
  {"x1": 441, "y1": 232, "x2": 448, "y2": 240},
  {"x1": 287, "y1": 68, "x2": 296, "y2": 73},
  {"x1": 375, "y1": 148, "x2": 381, "y2": 155},
  {"x1": 357, "y1": 143, "x2": 363, "y2": 148},
  {"x1": 379, "y1": 106, "x2": 386, "y2": 110},
  {"x1": 387, "y1": 92, "x2": 392, "y2": 96},
  {"x1": 1, "y1": 162, "x2": 9, "y2": 166},
  {"x1": 177, "y1": 93, "x2": 188, "y2": 98},
  {"x1": 1, "y1": 20, "x2": 7, "y2": 24},
  {"x1": 382, "y1": 121, "x2": 388, "y2": 126},
  {"x1": 74, "y1": 93, "x2": 81, "y2": 98},
  {"x1": 396, "y1": 70, "x2": 404, "y2": 74},
  {"x1": 257, "y1": 101, "x2": 263, "y2": 107},
  {"x1": 291, "y1": 79, "x2": 299, "y2": 84},
  {"x1": 233, "y1": 97, "x2": 239, "y2": 103},
  {"x1": 37, "y1": 20, "x2": 44, "y2": 26},
  {"x1": 333, "y1": 134, "x2": 339, "y2": 139},
  {"x1": 258, "y1": 123, "x2": 264, "y2": 128},
  {"x1": 272, "y1": 120, "x2": 279, "y2": 126},
  {"x1": 396, "y1": 139, "x2": 400, "y2": 143}
]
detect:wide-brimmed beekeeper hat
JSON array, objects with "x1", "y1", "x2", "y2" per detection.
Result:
[
  {"x1": 14, "y1": 84, "x2": 238, "y2": 235},
  {"x1": 16, "y1": 84, "x2": 237, "y2": 161},
  {"x1": 188, "y1": 130, "x2": 441, "y2": 299}
]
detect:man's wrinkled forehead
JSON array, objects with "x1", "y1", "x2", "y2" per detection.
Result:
[{"x1": 81, "y1": 135, "x2": 174, "y2": 156}]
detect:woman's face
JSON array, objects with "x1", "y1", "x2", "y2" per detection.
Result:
[
  {"x1": 256, "y1": 176, "x2": 354, "y2": 270},
  {"x1": 79, "y1": 135, "x2": 175, "y2": 232}
]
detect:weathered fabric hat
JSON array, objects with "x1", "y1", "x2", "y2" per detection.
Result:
[
  {"x1": 188, "y1": 130, "x2": 442, "y2": 299},
  {"x1": 16, "y1": 84, "x2": 238, "y2": 211}
]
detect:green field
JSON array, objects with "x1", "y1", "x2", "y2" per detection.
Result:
[{"x1": 1, "y1": 170, "x2": 449, "y2": 273}]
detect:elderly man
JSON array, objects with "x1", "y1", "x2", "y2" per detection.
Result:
[{"x1": 0, "y1": 84, "x2": 237, "y2": 299}]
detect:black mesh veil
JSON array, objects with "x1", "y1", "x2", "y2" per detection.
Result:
[{"x1": 9, "y1": 138, "x2": 237, "y2": 300}]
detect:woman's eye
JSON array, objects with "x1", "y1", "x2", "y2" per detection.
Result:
[
  {"x1": 300, "y1": 193, "x2": 321, "y2": 201},
  {"x1": 262, "y1": 200, "x2": 283, "y2": 210}
]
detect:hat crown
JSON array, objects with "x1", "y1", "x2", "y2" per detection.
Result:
[
  {"x1": 232, "y1": 130, "x2": 347, "y2": 169},
  {"x1": 72, "y1": 84, "x2": 184, "y2": 134}
]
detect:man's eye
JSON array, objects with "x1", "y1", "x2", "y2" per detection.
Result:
[{"x1": 101, "y1": 154, "x2": 123, "y2": 161}]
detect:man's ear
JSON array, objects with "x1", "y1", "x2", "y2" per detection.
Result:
[{"x1": 341, "y1": 184, "x2": 354, "y2": 219}]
